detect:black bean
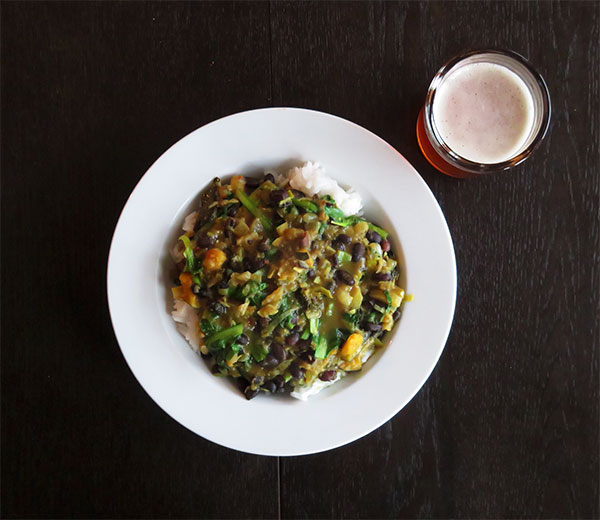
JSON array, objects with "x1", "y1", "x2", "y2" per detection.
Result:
[
  {"x1": 381, "y1": 239, "x2": 391, "y2": 252},
  {"x1": 237, "y1": 334, "x2": 249, "y2": 345},
  {"x1": 262, "y1": 354, "x2": 279, "y2": 368},
  {"x1": 196, "y1": 233, "x2": 214, "y2": 248},
  {"x1": 244, "y1": 257, "x2": 265, "y2": 272},
  {"x1": 198, "y1": 287, "x2": 213, "y2": 299},
  {"x1": 327, "y1": 280, "x2": 338, "y2": 292},
  {"x1": 334, "y1": 240, "x2": 346, "y2": 251},
  {"x1": 251, "y1": 375, "x2": 264, "y2": 386},
  {"x1": 271, "y1": 342, "x2": 287, "y2": 362},
  {"x1": 335, "y1": 269, "x2": 355, "y2": 286},
  {"x1": 289, "y1": 314, "x2": 299, "y2": 325},
  {"x1": 245, "y1": 176, "x2": 261, "y2": 188},
  {"x1": 270, "y1": 189, "x2": 288, "y2": 205},
  {"x1": 257, "y1": 239, "x2": 270, "y2": 252},
  {"x1": 211, "y1": 302, "x2": 227, "y2": 315},
  {"x1": 330, "y1": 254, "x2": 338, "y2": 267},
  {"x1": 286, "y1": 333, "x2": 299, "y2": 346},
  {"x1": 297, "y1": 338, "x2": 311, "y2": 350},
  {"x1": 337, "y1": 233, "x2": 351, "y2": 245},
  {"x1": 392, "y1": 309, "x2": 402, "y2": 321},
  {"x1": 300, "y1": 350, "x2": 315, "y2": 364},
  {"x1": 373, "y1": 272, "x2": 392, "y2": 282},
  {"x1": 226, "y1": 204, "x2": 238, "y2": 216},
  {"x1": 364, "y1": 322, "x2": 383, "y2": 332},
  {"x1": 211, "y1": 364, "x2": 222, "y2": 375},
  {"x1": 263, "y1": 380, "x2": 277, "y2": 393},
  {"x1": 290, "y1": 325, "x2": 301, "y2": 334},
  {"x1": 365, "y1": 295, "x2": 385, "y2": 308},
  {"x1": 244, "y1": 386, "x2": 260, "y2": 400},
  {"x1": 319, "y1": 370, "x2": 337, "y2": 382},
  {"x1": 352, "y1": 242, "x2": 366, "y2": 262},
  {"x1": 289, "y1": 362, "x2": 305, "y2": 380},
  {"x1": 263, "y1": 173, "x2": 275, "y2": 183},
  {"x1": 366, "y1": 230, "x2": 382, "y2": 243},
  {"x1": 273, "y1": 375, "x2": 286, "y2": 389},
  {"x1": 306, "y1": 268, "x2": 316, "y2": 279},
  {"x1": 216, "y1": 278, "x2": 229, "y2": 289}
]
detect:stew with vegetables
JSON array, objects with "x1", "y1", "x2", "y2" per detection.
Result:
[{"x1": 171, "y1": 173, "x2": 405, "y2": 400}]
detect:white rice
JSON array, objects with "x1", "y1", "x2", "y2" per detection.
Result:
[
  {"x1": 171, "y1": 299, "x2": 203, "y2": 354},
  {"x1": 274, "y1": 161, "x2": 362, "y2": 217},
  {"x1": 290, "y1": 373, "x2": 343, "y2": 401}
]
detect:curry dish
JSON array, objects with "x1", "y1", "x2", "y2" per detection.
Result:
[{"x1": 171, "y1": 173, "x2": 405, "y2": 399}]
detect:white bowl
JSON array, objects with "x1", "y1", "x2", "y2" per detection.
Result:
[{"x1": 107, "y1": 108, "x2": 456, "y2": 456}]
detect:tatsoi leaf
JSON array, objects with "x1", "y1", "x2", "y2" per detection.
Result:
[
  {"x1": 336, "y1": 251, "x2": 352, "y2": 264},
  {"x1": 323, "y1": 205, "x2": 346, "y2": 222},
  {"x1": 328, "y1": 328, "x2": 349, "y2": 352},
  {"x1": 343, "y1": 311, "x2": 361, "y2": 329},
  {"x1": 384, "y1": 289, "x2": 392, "y2": 309},
  {"x1": 263, "y1": 307, "x2": 299, "y2": 336},
  {"x1": 179, "y1": 235, "x2": 196, "y2": 272},
  {"x1": 249, "y1": 343, "x2": 269, "y2": 363},
  {"x1": 314, "y1": 335, "x2": 328, "y2": 359},
  {"x1": 242, "y1": 280, "x2": 268, "y2": 307},
  {"x1": 292, "y1": 198, "x2": 319, "y2": 213},
  {"x1": 205, "y1": 324, "x2": 243, "y2": 346},
  {"x1": 309, "y1": 317, "x2": 319, "y2": 335},
  {"x1": 235, "y1": 189, "x2": 274, "y2": 233},
  {"x1": 323, "y1": 205, "x2": 389, "y2": 239},
  {"x1": 200, "y1": 319, "x2": 219, "y2": 336},
  {"x1": 368, "y1": 223, "x2": 389, "y2": 239}
]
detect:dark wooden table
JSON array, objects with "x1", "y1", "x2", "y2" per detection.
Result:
[{"x1": 2, "y1": 2, "x2": 598, "y2": 518}]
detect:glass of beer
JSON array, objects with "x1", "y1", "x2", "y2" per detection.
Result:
[{"x1": 416, "y1": 49, "x2": 551, "y2": 178}]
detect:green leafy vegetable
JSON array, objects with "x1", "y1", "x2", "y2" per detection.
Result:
[
  {"x1": 342, "y1": 311, "x2": 361, "y2": 329},
  {"x1": 200, "y1": 319, "x2": 219, "y2": 336},
  {"x1": 235, "y1": 189, "x2": 274, "y2": 233},
  {"x1": 179, "y1": 235, "x2": 196, "y2": 273},
  {"x1": 314, "y1": 335, "x2": 328, "y2": 359},
  {"x1": 249, "y1": 342, "x2": 269, "y2": 362},
  {"x1": 242, "y1": 281, "x2": 269, "y2": 307},
  {"x1": 368, "y1": 223, "x2": 389, "y2": 239},
  {"x1": 336, "y1": 250, "x2": 352, "y2": 264},
  {"x1": 205, "y1": 324, "x2": 244, "y2": 347},
  {"x1": 322, "y1": 208, "x2": 389, "y2": 239},
  {"x1": 292, "y1": 198, "x2": 319, "y2": 213},
  {"x1": 263, "y1": 307, "x2": 299, "y2": 336},
  {"x1": 309, "y1": 317, "x2": 319, "y2": 335}
]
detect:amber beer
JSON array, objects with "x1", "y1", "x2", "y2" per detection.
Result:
[{"x1": 417, "y1": 50, "x2": 551, "y2": 178}]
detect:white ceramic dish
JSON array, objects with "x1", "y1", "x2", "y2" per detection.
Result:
[{"x1": 107, "y1": 108, "x2": 456, "y2": 456}]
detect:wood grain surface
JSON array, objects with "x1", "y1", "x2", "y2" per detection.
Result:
[{"x1": 1, "y1": 2, "x2": 598, "y2": 519}]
